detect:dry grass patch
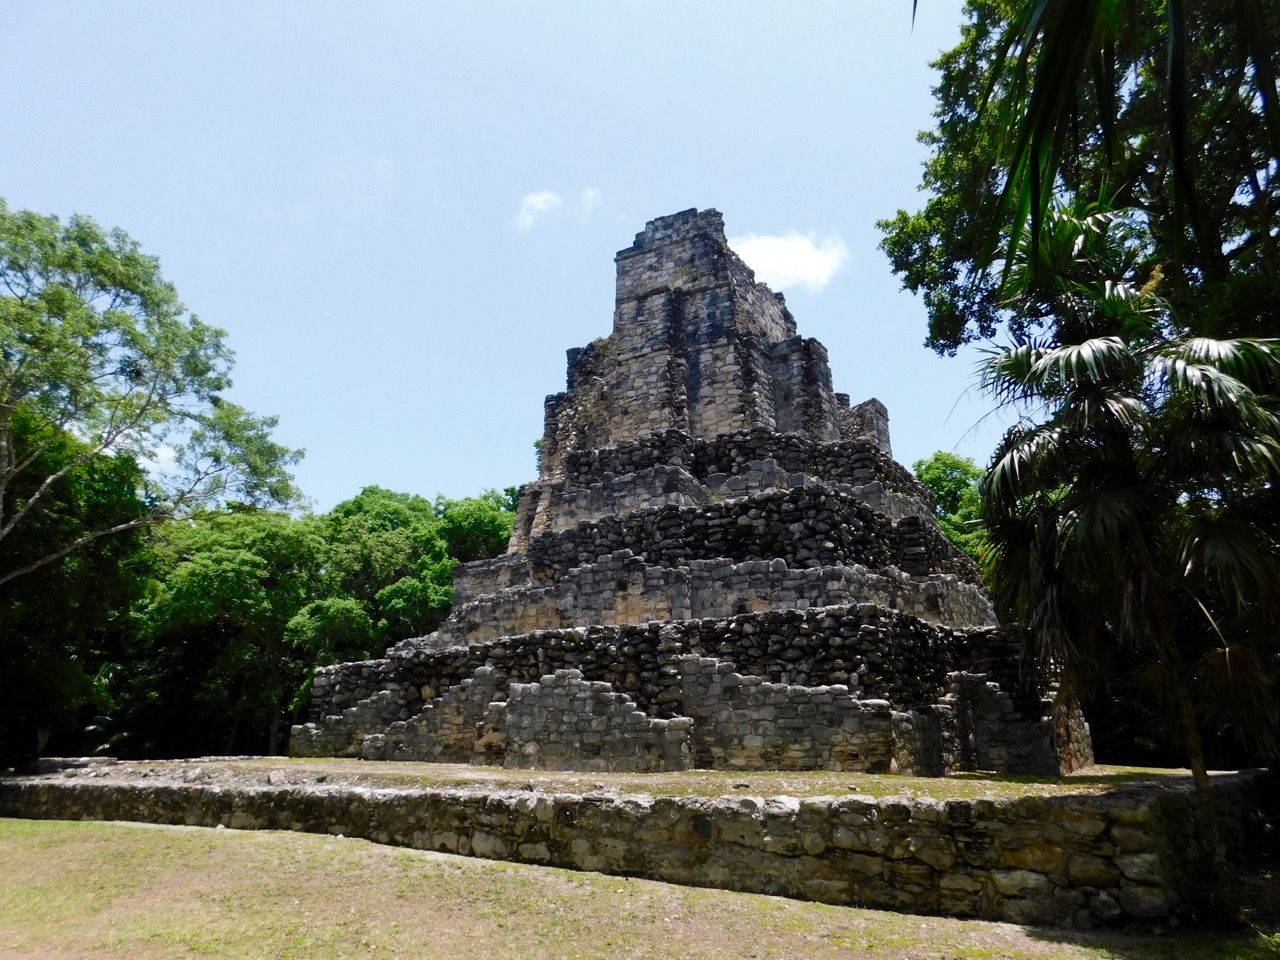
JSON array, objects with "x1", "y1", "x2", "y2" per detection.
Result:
[
  {"x1": 72, "y1": 756, "x2": 1210, "y2": 801},
  {"x1": 1, "y1": 819, "x2": 1276, "y2": 960}
]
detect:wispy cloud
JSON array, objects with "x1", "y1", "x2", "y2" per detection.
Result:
[
  {"x1": 513, "y1": 190, "x2": 563, "y2": 231},
  {"x1": 729, "y1": 230, "x2": 850, "y2": 293},
  {"x1": 578, "y1": 186, "x2": 602, "y2": 219}
]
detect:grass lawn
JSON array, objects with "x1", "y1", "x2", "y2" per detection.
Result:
[
  {"x1": 210, "y1": 757, "x2": 1209, "y2": 800},
  {"x1": 1, "y1": 818, "x2": 1276, "y2": 960}
]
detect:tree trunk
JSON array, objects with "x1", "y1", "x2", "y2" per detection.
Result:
[
  {"x1": 1162, "y1": 632, "x2": 1234, "y2": 923},
  {"x1": 267, "y1": 709, "x2": 281, "y2": 756}
]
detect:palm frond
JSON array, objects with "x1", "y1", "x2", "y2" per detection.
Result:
[
  {"x1": 1196, "y1": 639, "x2": 1279, "y2": 757},
  {"x1": 1169, "y1": 338, "x2": 1280, "y2": 388},
  {"x1": 976, "y1": 343, "x2": 1048, "y2": 404},
  {"x1": 1161, "y1": 423, "x2": 1280, "y2": 482},
  {"x1": 1062, "y1": 383, "x2": 1145, "y2": 432},
  {"x1": 982, "y1": 422, "x2": 1077, "y2": 508},
  {"x1": 1060, "y1": 485, "x2": 1147, "y2": 550},
  {"x1": 1180, "y1": 515, "x2": 1280, "y2": 609},
  {"x1": 1149, "y1": 356, "x2": 1261, "y2": 413},
  {"x1": 1031, "y1": 336, "x2": 1136, "y2": 386}
]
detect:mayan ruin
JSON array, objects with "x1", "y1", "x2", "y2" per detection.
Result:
[{"x1": 291, "y1": 209, "x2": 1093, "y2": 777}]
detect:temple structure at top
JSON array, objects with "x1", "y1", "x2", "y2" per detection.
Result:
[{"x1": 511, "y1": 208, "x2": 892, "y2": 551}]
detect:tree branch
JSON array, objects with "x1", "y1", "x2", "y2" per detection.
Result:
[{"x1": 0, "y1": 514, "x2": 163, "y2": 590}]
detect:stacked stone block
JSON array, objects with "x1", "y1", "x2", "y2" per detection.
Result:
[
  {"x1": 293, "y1": 209, "x2": 1092, "y2": 776},
  {"x1": 499, "y1": 670, "x2": 692, "y2": 772},
  {"x1": 677, "y1": 657, "x2": 899, "y2": 771}
]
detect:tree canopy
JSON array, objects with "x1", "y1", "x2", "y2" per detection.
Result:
[
  {"x1": 0, "y1": 409, "x2": 152, "y2": 760},
  {"x1": 912, "y1": 450, "x2": 985, "y2": 561},
  {"x1": 94, "y1": 487, "x2": 515, "y2": 759},
  {"x1": 880, "y1": 0, "x2": 1280, "y2": 354},
  {"x1": 0, "y1": 198, "x2": 302, "y2": 587}
]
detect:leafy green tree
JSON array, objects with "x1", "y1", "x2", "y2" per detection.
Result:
[
  {"x1": 120, "y1": 511, "x2": 328, "y2": 756},
  {"x1": 89, "y1": 485, "x2": 515, "y2": 758},
  {"x1": 434, "y1": 491, "x2": 515, "y2": 563},
  {"x1": 0, "y1": 408, "x2": 151, "y2": 763},
  {"x1": 913, "y1": 451, "x2": 986, "y2": 560},
  {"x1": 373, "y1": 555, "x2": 457, "y2": 640},
  {"x1": 880, "y1": 0, "x2": 1280, "y2": 354},
  {"x1": 284, "y1": 597, "x2": 374, "y2": 664},
  {"x1": 320, "y1": 486, "x2": 441, "y2": 607},
  {"x1": 0, "y1": 198, "x2": 302, "y2": 587},
  {"x1": 362, "y1": 491, "x2": 514, "y2": 639},
  {"x1": 283, "y1": 597, "x2": 375, "y2": 712}
]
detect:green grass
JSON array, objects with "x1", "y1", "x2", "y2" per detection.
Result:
[
  {"x1": 216, "y1": 757, "x2": 1199, "y2": 800},
  {"x1": 0, "y1": 819, "x2": 1275, "y2": 960}
]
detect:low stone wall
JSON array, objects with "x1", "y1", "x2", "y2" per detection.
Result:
[
  {"x1": 352, "y1": 668, "x2": 691, "y2": 772},
  {"x1": 1, "y1": 771, "x2": 1268, "y2": 928},
  {"x1": 299, "y1": 602, "x2": 1081, "y2": 778},
  {"x1": 528, "y1": 483, "x2": 979, "y2": 586},
  {"x1": 359, "y1": 668, "x2": 502, "y2": 763},
  {"x1": 298, "y1": 630, "x2": 1076, "y2": 778}
]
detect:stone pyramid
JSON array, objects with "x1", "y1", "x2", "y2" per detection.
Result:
[{"x1": 292, "y1": 209, "x2": 1092, "y2": 776}]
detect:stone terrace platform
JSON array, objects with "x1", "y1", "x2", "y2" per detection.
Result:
[{"x1": 2, "y1": 758, "x2": 1270, "y2": 929}]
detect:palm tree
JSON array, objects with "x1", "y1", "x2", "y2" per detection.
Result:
[{"x1": 977, "y1": 207, "x2": 1280, "y2": 907}]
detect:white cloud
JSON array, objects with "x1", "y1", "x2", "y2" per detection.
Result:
[
  {"x1": 578, "y1": 186, "x2": 602, "y2": 219},
  {"x1": 513, "y1": 190, "x2": 563, "y2": 231},
  {"x1": 728, "y1": 230, "x2": 850, "y2": 294},
  {"x1": 141, "y1": 444, "x2": 179, "y2": 477}
]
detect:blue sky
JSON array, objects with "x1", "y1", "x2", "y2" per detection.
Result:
[{"x1": 5, "y1": 1, "x2": 1003, "y2": 511}]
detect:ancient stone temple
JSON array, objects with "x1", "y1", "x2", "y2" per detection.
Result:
[{"x1": 292, "y1": 209, "x2": 1092, "y2": 776}]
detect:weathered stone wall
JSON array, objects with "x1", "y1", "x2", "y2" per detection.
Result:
[
  {"x1": 545, "y1": 455, "x2": 934, "y2": 537},
  {"x1": 357, "y1": 668, "x2": 502, "y2": 763},
  {"x1": 350, "y1": 668, "x2": 692, "y2": 773},
  {"x1": 435, "y1": 553, "x2": 993, "y2": 648},
  {"x1": 289, "y1": 689, "x2": 407, "y2": 759},
  {"x1": 677, "y1": 656, "x2": 899, "y2": 772},
  {"x1": 314, "y1": 605, "x2": 1006, "y2": 724},
  {"x1": 559, "y1": 428, "x2": 932, "y2": 516},
  {"x1": 527, "y1": 484, "x2": 979, "y2": 586},
  {"x1": 300, "y1": 648, "x2": 1073, "y2": 778},
  {"x1": 453, "y1": 554, "x2": 534, "y2": 604},
  {"x1": 545, "y1": 464, "x2": 708, "y2": 533},
  {"x1": 768, "y1": 336, "x2": 840, "y2": 441},
  {"x1": 4, "y1": 771, "x2": 1269, "y2": 927},
  {"x1": 838, "y1": 397, "x2": 892, "y2": 453},
  {"x1": 299, "y1": 603, "x2": 1081, "y2": 776},
  {"x1": 498, "y1": 670, "x2": 692, "y2": 772}
]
